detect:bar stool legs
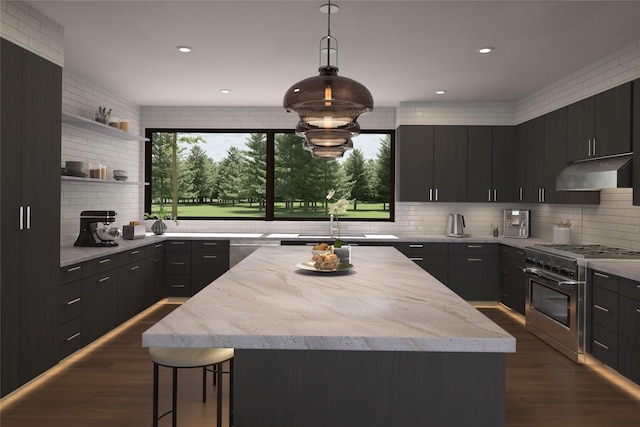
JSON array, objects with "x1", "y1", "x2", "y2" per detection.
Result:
[{"x1": 150, "y1": 348, "x2": 234, "y2": 427}]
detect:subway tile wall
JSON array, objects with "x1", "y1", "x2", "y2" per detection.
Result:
[
  {"x1": 0, "y1": 0, "x2": 64, "y2": 66},
  {"x1": 60, "y1": 70, "x2": 144, "y2": 246}
]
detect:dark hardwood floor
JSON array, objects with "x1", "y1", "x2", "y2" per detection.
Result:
[{"x1": 1, "y1": 301, "x2": 638, "y2": 426}]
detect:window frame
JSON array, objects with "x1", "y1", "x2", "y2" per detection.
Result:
[{"x1": 144, "y1": 128, "x2": 395, "y2": 222}]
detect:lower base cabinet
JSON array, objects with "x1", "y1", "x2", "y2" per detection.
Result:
[
  {"x1": 82, "y1": 270, "x2": 119, "y2": 346},
  {"x1": 448, "y1": 244, "x2": 499, "y2": 301},
  {"x1": 393, "y1": 242, "x2": 448, "y2": 284},
  {"x1": 144, "y1": 243, "x2": 166, "y2": 307},
  {"x1": 618, "y1": 278, "x2": 640, "y2": 384},
  {"x1": 166, "y1": 240, "x2": 230, "y2": 297}
]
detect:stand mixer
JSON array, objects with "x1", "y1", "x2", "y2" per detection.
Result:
[{"x1": 74, "y1": 210, "x2": 119, "y2": 247}]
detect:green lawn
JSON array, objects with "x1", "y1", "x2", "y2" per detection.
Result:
[{"x1": 152, "y1": 202, "x2": 390, "y2": 219}]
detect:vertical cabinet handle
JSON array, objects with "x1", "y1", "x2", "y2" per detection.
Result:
[
  {"x1": 26, "y1": 206, "x2": 31, "y2": 229},
  {"x1": 493, "y1": 189, "x2": 497, "y2": 202},
  {"x1": 435, "y1": 188, "x2": 438, "y2": 201},
  {"x1": 519, "y1": 187, "x2": 523, "y2": 201},
  {"x1": 588, "y1": 138, "x2": 592, "y2": 156},
  {"x1": 488, "y1": 189, "x2": 492, "y2": 202},
  {"x1": 429, "y1": 188, "x2": 433, "y2": 201},
  {"x1": 19, "y1": 206, "x2": 24, "y2": 230},
  {"x1": 592, "y1": 138, "x2": 596, "y2": 156}
]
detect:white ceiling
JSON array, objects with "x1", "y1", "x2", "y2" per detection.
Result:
[{"x1": 28, "y1": 0, "x2": 640, "y2": 107}]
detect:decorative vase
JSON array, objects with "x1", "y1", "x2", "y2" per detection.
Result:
[
  {"x1": 151, "y1": 220, "x2": 167, "y2": 235},
  {"x1": 333, "y1": 245, "x2": 351, "y2": 264}
]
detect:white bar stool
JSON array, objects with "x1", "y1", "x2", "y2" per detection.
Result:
[{"x1": 150, "y1": 347, "x2": 234, "y2": 427}]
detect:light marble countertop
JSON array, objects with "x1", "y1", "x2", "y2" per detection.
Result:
[
  {"x1": 583, "y1": 259, "x2": 640, "y2": 282},
  {"x1": 142, "y1": 245, "x2": 516, "y2": 353}
]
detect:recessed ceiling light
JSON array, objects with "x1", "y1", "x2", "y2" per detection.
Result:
[
  {"x1": 435, "y1": 90, "x2": 446, "y2": 95},
  {"x1": 220, "y1": 89, "x2": 231, "y2": 94},
  {"x1": 177, "y1": 46, "x2": 192, "y2": 53},
  {"x1": 477, "y1": 47, "x2": 494, "y2": 54}
]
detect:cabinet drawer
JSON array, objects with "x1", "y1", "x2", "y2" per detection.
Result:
[
  {"x1": 147, "y1": 241, "x2": 166, "y2": 257},
  {"x1": 511, "y1": 248, "x2": 526, "y2": 263},
  {"x1": 192, "y1": 240, "x2": 230, "y2": 253},
  {"x1": 60, "y1": 264, "x2": 82, "y2": 285},
  {"x1": 166, "y1": 276, "x2": 191, "y2": 297},
  {"x1": 619, "y1": 277, "x2": 640, "y2": 301},
  {"x1": 394, "y1": 242, "x2": 448, "y2": 256},
  {"x1": 592, "y1": 286, "x2": 618, "y2": 332},
  {"x1": 58, "y1": 317, "x2": 82, "y2": 360},
  {"x1": 448, "y1": 243, "x2": 498, "y2": 256},
  {"x1": 58, "y1": 280, "x2": 82, "y2": 324},
  {"x1": 83, "y1": 255, "x2": 118, "y2": 278},
  {"x1": 592, "y1": 270, "x2": 619, "y2": 292},
  {"x1": 166, "y1": 240, "x2": 191, "y2": 252},
  {"x1": 166, "y1": 252, "x2": 191, "y2": 275},
  {"x1": 592, "y1": 323, "x2": 618, "y2": 369},
  {"x1": 117, "y1": 246, "x2": 147, "y2": 266}
]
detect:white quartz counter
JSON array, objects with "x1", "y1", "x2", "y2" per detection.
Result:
[
  {"x1": 583, "y1": 259, "x2": 640, "y2": 282},
  {"x1": 142, "y1": 245, "x2": 515, "y2": 353}
]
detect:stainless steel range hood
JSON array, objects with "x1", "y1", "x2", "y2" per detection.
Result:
[{"x1": 556, "y1": 154, "x2": 632, "y2": 191}]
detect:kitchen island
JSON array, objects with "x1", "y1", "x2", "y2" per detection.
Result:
[{"x1": 142, "y1": 246, "x2": 515, "y2": 427}]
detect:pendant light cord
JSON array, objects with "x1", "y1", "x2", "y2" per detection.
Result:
[{"x1": 326, "y1": 0, "x2": 332, "y2": 67}]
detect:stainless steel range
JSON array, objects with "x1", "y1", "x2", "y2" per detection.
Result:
[{"x1": 524, "y1": 244, "x2": 640, "y2": 363}]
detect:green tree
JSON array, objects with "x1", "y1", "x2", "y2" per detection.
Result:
[
  {"x1": 185, "y1": 144, "x2": 215, "y2": 203},
  {"x1": 150, "y1": 132, "x2": 174, "y2": 206},
  {"x1": 343, "y1": 148, "x2": 371, "y2": 210},
  {"x1": 242, "y1": 133, "x2": 267, "y2": 210},
  {"x1": 374, "y1": 135, "x2": 391, "y2": 210},
  {"x1": 217, "y1": 146, "x2": 245, "y2": 205}
]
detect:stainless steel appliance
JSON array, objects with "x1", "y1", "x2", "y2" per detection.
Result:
[
  {"x1": 503, "y1": 209, "x2": 530, "y2": 238},
  {"x1": 74, "y1": 210, "x2": 119, "y2": 247},
  {"x1": 524, "y1": 244, "x2": 640, "y2": 363},
  {"x1": 446, "y1": 213, "x2": 470, "y2": 238}
]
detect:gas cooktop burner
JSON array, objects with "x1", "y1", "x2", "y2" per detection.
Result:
[{"x1": 534, "y1": 244, "x2": 640, "y2": 259}]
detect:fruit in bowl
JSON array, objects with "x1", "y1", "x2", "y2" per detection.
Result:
[
  {"x1": 311, "y1": 252, "x2": 340, "y2": 271},
  {"x1": 311, "y1": 242, "x2": 331, "y2": 256}
]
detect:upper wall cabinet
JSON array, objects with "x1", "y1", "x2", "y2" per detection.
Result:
[
  {"x1": 567, "y1": 82, "x2": 632, "y2": 161},
  {"x1": 467, "y1": 126, "x2": 515, "y2": 202},
  {"x1": 396, "y1": 125, "x2": 467, "y2": 202}
]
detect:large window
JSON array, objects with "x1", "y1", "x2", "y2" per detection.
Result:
[{"x1": 144, "y1": 129, "x2": 394, "y2": 221}]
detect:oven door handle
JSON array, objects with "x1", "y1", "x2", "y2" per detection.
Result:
[{"x1": 523, "y1": 267, "x2": 581, "y2": 286}]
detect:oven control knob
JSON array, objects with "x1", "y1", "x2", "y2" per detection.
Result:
[
  {"x1": 525, "y1": 257, "x2": 534, "y2": 265},
  {"x1": 537, "y1": 260, "x2": 544, "y2": 268},
  {"x1": 559, "y1": 267, "x2": 570, "y2": 277},
  {"x1": 544, "y1": 261, "x2": 552, "y2": 270},
  {"x1": 551, "y1": 265, "x2": 560, "y2": 273}
]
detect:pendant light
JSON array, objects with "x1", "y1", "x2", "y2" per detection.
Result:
[{"x1": 283, "y1": 1, "x2": 373, "y2": 158}]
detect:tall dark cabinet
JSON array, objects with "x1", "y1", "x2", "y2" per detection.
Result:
[
  {"x1": 1, "y1": 38, "x2": 62, "y2": 397},
  {"x1": 633, "y1": 79, "x2": 640, "y2": 206}
]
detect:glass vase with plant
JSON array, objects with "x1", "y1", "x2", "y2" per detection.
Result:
[{"x1": 326, "y1": 189, "x2": 351, "y2": 248}]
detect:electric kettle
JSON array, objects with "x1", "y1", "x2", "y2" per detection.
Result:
[{"x1": 446, "y1": 213, "x2": 470, "y2": 237}]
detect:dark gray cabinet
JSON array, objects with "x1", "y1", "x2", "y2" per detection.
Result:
[
  {"x1": 396, "y1": 125, "x2": 434, "y2": 202},
  {"x1": 467, "y1": 126, "x2": 516, "y2": 203},
  {"x1": 433, "y1": 126, "x2": 467, "y2": 202},
  {"x1": 499, "y1": 245, "x2": 526, "y2": 314},
  {"x1": 58, "y1": 265, "x2": 83, "y2": 361},
  {"x1": 192, "y1": 240, "x2": 231, "y2": 295},
  {"x1": 1, "y1": 39, "x2": 62, "y2": 397},
  {"x1": 165, "y1": 240, "x2": 230, "y2": 297},
  {"x1": 618, "y1": 277, "x2": 640, "y2": 384},
  {"x1": 544, "y1": 108, "x2": 600, "y2": 204},
  {"x1": 591, "y1": 270, "x2": 619, "y2": 368},
  {"x1": 82, "y1": 256, "x2": 119, "y2": 346},
  {"x1": 166, "y1": 240, "x2": 193, "y2": 297},
  {"x1": 144, "y1": 242, "x2": 166, "y2": 307},
  {"x1": 393, "y1": 242, "x2": 448, "y2": 284},
  {"x1": 447, "y1": 244, "x2": 499, "y2": 301},
  {"x1": 396, "y1": 125, "x2": 467, "y2": 202},
  {"x1": 567, "y1": 82, "x2": 632, "y2": 161},
  {"x1": 522, "y1": 116, "x2": 546, "y2": 203},
  {"x1": 633, "y1": 79, "x2": 640, "y2": 206},
  {"x1": 117, "y1": 247, "x2": 147, "y2": 323}
]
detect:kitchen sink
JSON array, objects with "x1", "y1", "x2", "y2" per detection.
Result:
[{"x1": 297, "y1": 234, "x2": 398, "y2": 240}]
